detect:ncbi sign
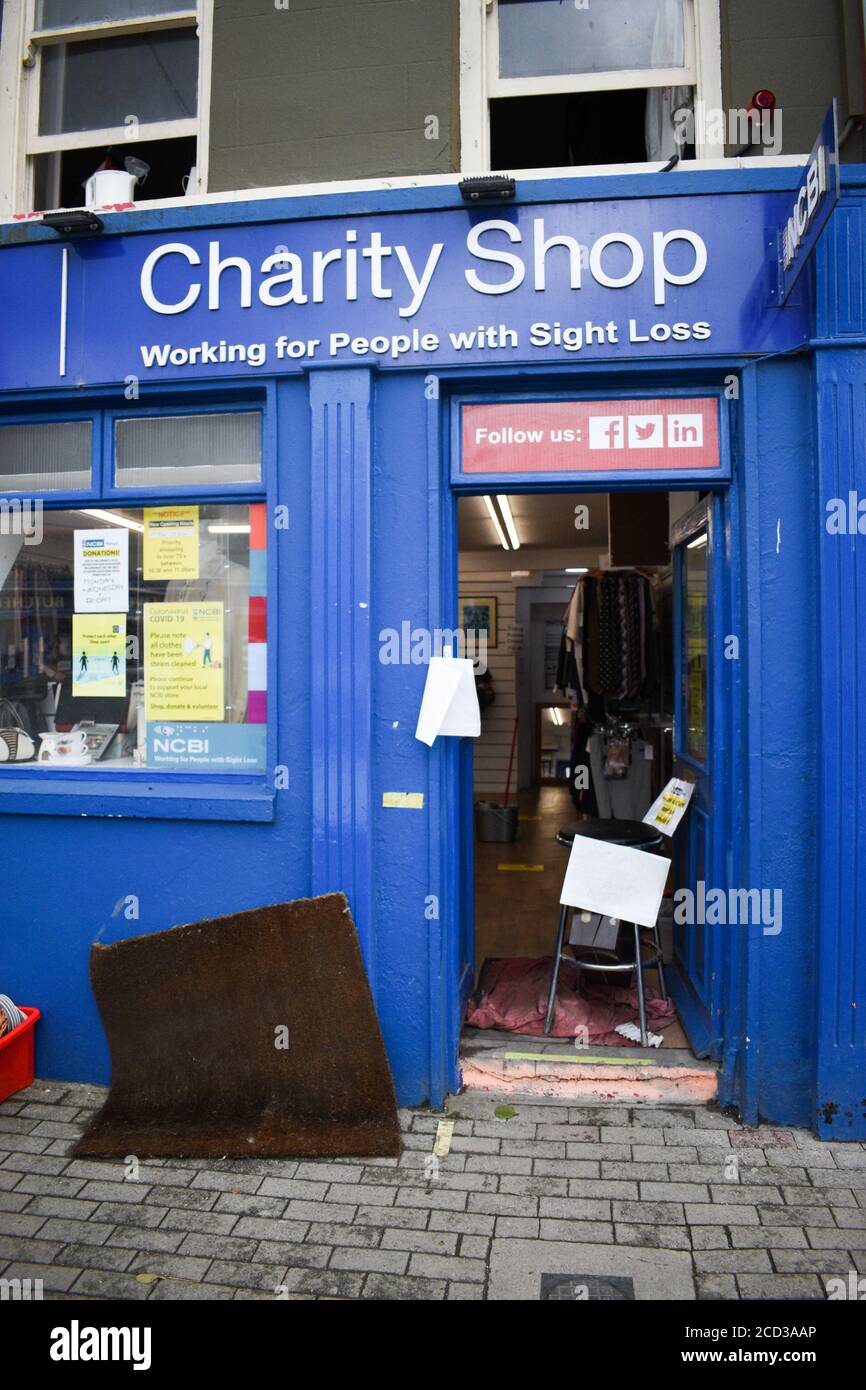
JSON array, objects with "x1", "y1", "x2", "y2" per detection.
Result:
[
  {"x1": 147, "y1": 722, "x2": 266, "y2": 771},
  {"x1": 777, "y1": 101, "x2": 840, "y2": 304},
  {"x1": 459, "y1": 398, "x2": 722, "y2": 481}
]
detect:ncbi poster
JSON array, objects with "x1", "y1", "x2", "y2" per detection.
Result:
[
  {"x1": 143, "y1": 505, "x2": 199, "y2": 580},
  {"x1": 147, "y1": 721, "x2": 266, "y2": 771},
  {"x1": 144, "y1": 602, "x2": 224, "y2": 720},
  {"x1": 72, "y1": 615, "x2": 126, "y2": 697},
  {"x1": 73, "y1": 528, "x2": 129, "y2": 613}
]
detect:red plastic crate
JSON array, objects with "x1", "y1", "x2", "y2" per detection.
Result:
[{"x1": 0, "y1": 1007, "x2": 40, "y2": 1103}]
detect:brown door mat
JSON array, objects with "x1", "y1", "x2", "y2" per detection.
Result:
[{"x1": 73, "y1": 893, "x2": 401, "y2": 1158}]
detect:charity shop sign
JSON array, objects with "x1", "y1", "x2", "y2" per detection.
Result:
[{"x1": 0, "y1": 188, "x2": 814, "y2": 391}]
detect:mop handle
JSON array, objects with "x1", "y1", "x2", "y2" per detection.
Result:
[{"x1": 502, "y1": 716, "x2": 518, "y2": 808}]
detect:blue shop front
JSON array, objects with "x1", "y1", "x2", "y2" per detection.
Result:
[{"x1": 0, "y1": 164, "x2": 864, "y2": 1138}]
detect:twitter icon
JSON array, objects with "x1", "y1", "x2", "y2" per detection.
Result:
[{"x1": 628, "y1": 415, "x2": 663, "y2": 448}]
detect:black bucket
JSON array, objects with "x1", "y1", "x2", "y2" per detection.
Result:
[{"x1": 474, "y1": 800, "x2": 519, "y2": 843}]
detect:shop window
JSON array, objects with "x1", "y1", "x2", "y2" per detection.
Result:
[
  {"x1": 38, "y1": 29, "x2": 198, "y2": 136},
  {"x1": 461, "y1": 0, "x2": 722, "y2": 171},
  {"x1": 682, "y1": 529, "x2": 708, "y2": 763},
  {"x1": 0, "y1": 501, "x2": 268, "y2": 775},
  {"x1": 4, "y1": 1, "x2": 210, "y2": 213},
  {"x1": 497, "y1": 0, "x2": 686, "y2": 78},
  {"x1": 115, "y1": 411, "x2": 262, "y2": 489},
  {"x1": 36, "y1": 1, "x2": 187, "y2": 27},
  {"x1": 33, "y1": 137, "x2": 199, "y2": 211},
  {"x1": 491, "y1": 90, "x2": 659, "y2": 171},
  {"x1": 0, "y1": 420, "x2": 92, "y2": 492}
]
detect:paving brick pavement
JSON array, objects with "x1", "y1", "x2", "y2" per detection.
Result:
[{"x1": 0, "y1": 1081, "x2": 863, "y2": 1301}]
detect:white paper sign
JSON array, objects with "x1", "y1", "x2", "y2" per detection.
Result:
[
  {"x1": 415, "y1": 656, "x2": 481, "y2": 746},
  {"x1": 74, "y1": 528, "x2": 129, "y2": 613},
  {"x1": 560, "y1": 836, "x2": 671, "y2": 928},
  {"x1": 643, "y1": 776, "x2": 695, "y2": 837}
]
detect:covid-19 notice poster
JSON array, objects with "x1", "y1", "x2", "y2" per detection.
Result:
[{"x1": 143, "y1": 602, "x2": 224, "y2": 720}]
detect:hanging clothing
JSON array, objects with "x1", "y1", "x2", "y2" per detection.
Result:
[
  {"x1": 575, "y1": 571, "x2": 659, "y2": 703},
  {"x1": 589, "y1": 733, "x2": 653, "y2": 820}
]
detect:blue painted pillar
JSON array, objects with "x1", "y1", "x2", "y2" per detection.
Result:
[
  {"x1": 814, "y1": 349, "x2": 866, "y2": 1138},
  {"x1": 814, "y1": 205, "x2": 866, "y2": 1139},
  {"x1": 308, "y1": 368, "x2": 375, "y2": 984}
]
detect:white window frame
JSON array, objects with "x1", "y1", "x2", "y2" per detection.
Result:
[
  {"x1": 460, "y1": 0, "x2": 724, "y2": 173},
  {"x1": 0, "y1": 0, "x2": 213, "y2": 216}
]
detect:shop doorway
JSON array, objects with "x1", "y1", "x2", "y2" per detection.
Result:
[{"x1": 454, "y1": 484, "x2": 726, "y2": 1090}]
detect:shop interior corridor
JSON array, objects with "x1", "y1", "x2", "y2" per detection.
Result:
[{"x1": 457, "y1": 488, "x2": 714, "y2": 1099}]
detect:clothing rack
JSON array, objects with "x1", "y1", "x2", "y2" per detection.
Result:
[{"x1": 556, "y1": 567, "x2": 663, "y2": 819}]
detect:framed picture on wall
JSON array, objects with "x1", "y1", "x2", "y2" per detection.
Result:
[{"x1": 460, "y1": 596, "x2": 498, "y2": 649}]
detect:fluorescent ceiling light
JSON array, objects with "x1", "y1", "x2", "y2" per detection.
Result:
[
  {"x1": 78, "y1": 508, "x2": 144, "y2": 532},
  {"x1": 564, "y1": 567, "x2": 589, "y2": 574},
  {"x1": 511, "y1": 569, "x2": 530, "y2": 578},
  {"x1": 496, "y1": 495, "x2": 520, "y2": 550},
  {"x1": 483, "y1": 495, "x2": 510, "y2": 550},
  {"x1": 687, "y1": 534, "x2": 708, "y2": 549},
  {"x1": 207, "y1": 524, "x2": 251, "y2": 534},
  {"x1": 551, "y1": 707, "x2": 564, "y2": 726}
]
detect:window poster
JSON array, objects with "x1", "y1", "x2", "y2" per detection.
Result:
[
  {"x1": 72, "y1": 614, "x2": 127, "y2": 697},
  {"x1": 144, "y1": 602, "x2": 224, "y2": 720},
  {"x1": 146, "y1": 722, "x2": 267, "y2": 772},
  {"x1": 73, "y1": 528, "x2": 129, "y2": 613},
  {"x1": 143, "y1": 505, "x2": 200, "y2": 580}
]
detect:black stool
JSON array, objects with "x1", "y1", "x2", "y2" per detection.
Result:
[{"x1": 544, "y1": 818, "x2": 667, "y2": 1044}]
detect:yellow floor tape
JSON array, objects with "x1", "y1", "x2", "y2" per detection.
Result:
[{"x1": 503, "y1": 1051, "x2": 655, "y2": 1065}]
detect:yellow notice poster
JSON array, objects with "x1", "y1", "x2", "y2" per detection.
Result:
[
  {"x1": 72, "y1": 615, "x2": 126, "y2": 697},
  {"x1": 144, "y1": 602, "x2": 224, "y2": 720},
  {"x1": 143, "y1": 505, "x2": 199, "y2": 580}
]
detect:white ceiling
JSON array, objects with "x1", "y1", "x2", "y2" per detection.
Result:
[{"x1": 458, "y1": 492, "x2": 609, "y2": 550}]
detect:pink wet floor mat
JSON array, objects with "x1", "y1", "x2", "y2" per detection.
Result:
[{"x1": 466, "y1": 956, "x2": 676, "y2": 1043}]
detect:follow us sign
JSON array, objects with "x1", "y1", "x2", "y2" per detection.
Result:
[{"x1": 458, "y1": 398, "x2": 723, "y2": 483}]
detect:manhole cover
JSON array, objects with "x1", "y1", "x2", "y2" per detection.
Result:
[
  {"x1": 540, "y1": 1274, "x2": 635, "y2": 1301},
  {"x1": 730, "y1": 1128, "x2": 796, "y2": 1149}
]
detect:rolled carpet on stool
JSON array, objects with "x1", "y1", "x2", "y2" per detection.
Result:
[{"x1": 73, "y1": 893, "x2": 401, "y2": 1158}]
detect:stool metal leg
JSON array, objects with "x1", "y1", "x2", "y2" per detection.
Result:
[
  {"x1": 653, "y1": 921, "x2": 668, "y2": 1002},
  {"x1": 544, "y1": 903, "x2": 570, "y2": 1035},
  {"x1": 633, "y1": 920, "x2": 648, "y2": 1047}
]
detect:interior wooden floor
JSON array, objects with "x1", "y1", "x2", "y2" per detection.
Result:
[{"x1": 471, "y1": 782, "x2": 690, "y2": 1051}]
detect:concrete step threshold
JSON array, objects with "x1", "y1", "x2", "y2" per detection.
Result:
[{"x1": 459, "y1": 1033, "x2": 719, "y2": 1105}]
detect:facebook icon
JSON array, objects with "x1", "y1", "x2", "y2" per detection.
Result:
[{"x1": 588, "y1": 416, "x2": 625, "y2": 450}]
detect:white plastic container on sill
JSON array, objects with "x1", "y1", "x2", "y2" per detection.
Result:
[{"x1": 84, "y1": 169, "x2": 137, "y2": 207}]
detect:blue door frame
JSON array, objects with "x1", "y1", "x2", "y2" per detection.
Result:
[
  {"x1": 667, "y1": 495, "x2": 729, "y2": 1058},
  {"x1": 442, "y1": 376, "x2": 738, "y2": 1100}
]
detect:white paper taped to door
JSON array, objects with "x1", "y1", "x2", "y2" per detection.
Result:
[
  {"x1": 642, "y1": 777, "x2": 695, "y2": 837},
  {"x1": 559, "y1": 836, "x2": 671, "y2": 929},
  {"x1": 415, "y1": 656, "x2": 481, "y2": 746}
]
